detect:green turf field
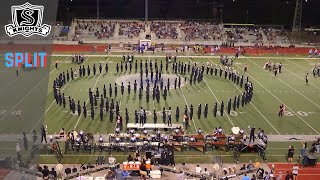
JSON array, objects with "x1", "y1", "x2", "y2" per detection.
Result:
[
  {"x1": 1, "y1": 54, "x2": 320, "y2": 164},
  {"x1": 42, "y1": 55, "x2": 320, "y2": 135}
]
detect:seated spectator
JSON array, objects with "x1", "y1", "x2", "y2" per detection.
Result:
[
  {"x1": 64, "y1": 167, "x2": 71, "y2": 175},
  {"x1": 232, "y1": 165, "x2": 237, "y2": 173},
  {"x1": 72, "y1": 166, "x2": 77, "y2": 173},
  {"x1": 50, "y1": 167, "x2": 57, "y2": 179},
  {"x1": 254, "y1": 159, "x2": 260, "y2": 168},
  {"x1": 285, "y1": 171, "x2": 293, "y2": 180},
  {"x1": 240, "y1": 164, "x2": 246, "y2": 170},
  {"x1": 195, "y1": 164, "x2": 202, "y2": 173},
  {"x1": 178, "y1": 162, "x2": 189, "y2": 172},
  {"x1": 105, "y1": 169, "x2": 114, "y2": 180},
  {"x1": 201, "y1": 168, "x2": 210, "y2": 176},
  {"x1": 228, "y1": 166, "x2": 234, "y2": 174},
  {"x1": 247, "y1": 160, "x2": 254, "y2": 169},
  {"x1": 264, "y1": 172, "x2": 270, "y2": 180},
  {"x1": 177, "y1": 171, "x2": 185, "y2": 180},
  {"x1": 42, "y1": 165, "x2": 50, "y2": 180},
  {"x1": 257, "y1": 167, "x2": 265, "y2": 179},
  {"x1": 242, "y1": 173, "x2": 250, "y2": 180},
  {"x1": 222, "y1": 168, "x2": 227, "y2": 175},
  {"x1": 251, "y1": 174, "x2": 257, "y2": 180}
]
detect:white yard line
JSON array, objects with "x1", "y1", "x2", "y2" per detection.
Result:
[
  {"x1": 50, "y1": 56, "x2": 70, "y2": 75},
  {"x1": 241, "y1": 58, "x2": 320, "y2": 134},
  {"x1": 29, "y1": 78, "x2": 72, "y2": 133},
  {"x1": 285, "y1": 58, "x2": 313, "y2": 70},
  {"x1": 207, "y1": 58, "x2": 281, "y2": 134},
  {"x1": 203, "y1": 79, "x2": 235, "y2": 127},
  {"x1": 248, "y1": 58, "x2": 320, "y2": 109},
  {"x1": 1, "y1": 56, "x2": 68, "y2": 94},
  {"x1": 188, "y1": 58, "x2": 234, "y2": 128},
  {"x1": 0, "y1": 57, "x2": 71, "y2": 122},
  {"x1": 180, "y1": 88, "x2": 197, "y2": 132},
  {"x1": 191, "y1": 57, "x2": 234, "y2": 127},
  {"x1": 74, "y1": 59, "x2": 108, "y2": 129},
  {"x1": 284, "y1": 58, "x2": 320, "y2": 90},
  {"x1": 29, "y1": 57, "x2": 91, "y2": 133}
]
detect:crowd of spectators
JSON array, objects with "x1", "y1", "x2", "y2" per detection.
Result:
[
  {"x1": 180, "y1": 21, "x2": 222, "y2": 41},
  {"x1": 119, "y1": 21, "x2": 145, "y2": 38},
  {"x1": 37, "y1": 165, "x2": 57, "y2": 179},
  {"x1": 230, "y1": 27, "x2": 263, "y2": 43},
  {"x1": 73, "y1": 20, "x2": 116, "y2": 41},
  {"x1": 263, "y1": 28, "x2": 287, "y2": 43},
  {"x1": 69, "y1": 19, "x2": 299, "y2": 45},
  {"x1": 150, "y1": 21, "x2": 178, "y2": 39}
]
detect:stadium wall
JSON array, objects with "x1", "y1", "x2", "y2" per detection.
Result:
[
  {"x1": 52, "y1": 45, "x2": 316, "y2": 55},
  {"x1": 0, "y1": 44, "x2": 317, "y2": 55}
]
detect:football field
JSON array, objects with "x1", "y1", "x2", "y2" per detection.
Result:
[{"x1": 41, "y1": 55, "x2": 320, "y2": 136}]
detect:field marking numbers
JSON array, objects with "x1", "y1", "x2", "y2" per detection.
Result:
[
  {"x1": 284, "y1": 111, "x2": 311, "y2": 117},
  {"x1": 251, "y1": 59, "x2": 320, "y2": 109},
  {"x1": 242, "y1": 58, "x2": 319, "y2": 134},
  {"x1": 284, "y1": 58, "x2": 320, "y2": 90},
  {"x1": 208, "y1": 58, "x2": 281, "y2": 134},
  {"x1": 0, "y1": 57, "x2": 70, "y2": 123}
]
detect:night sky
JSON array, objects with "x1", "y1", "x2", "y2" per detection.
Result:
[{"x1": 57, "y1": 0, "x2": 319, "y2": 28}]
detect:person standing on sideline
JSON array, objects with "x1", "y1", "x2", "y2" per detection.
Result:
[
  {"x1": 288, "y1": 146, "x2": 294, "y2": 163},
  {"x1": 292, "y1": 164, "x2": 299, "y2": 180}
]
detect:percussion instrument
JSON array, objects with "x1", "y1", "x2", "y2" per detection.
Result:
[
  {"x1": 146, "y1": 161, "x2": 151, "y2": 170},
  {"x1": 135, "y1": 161, "x2": 141, "y2": 170},
  {"x1": 123, "y1": 162, "x2": 128, "y2": 170},
  {"x1": 129, "y1": 161, "x2": 134, "y2": 169}
]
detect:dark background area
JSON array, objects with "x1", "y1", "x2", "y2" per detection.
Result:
[{"x1": 57, "y1": 0, "x2": 319, "y2": 28}]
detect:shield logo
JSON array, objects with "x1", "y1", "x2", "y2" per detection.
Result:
[{"x1": 4, "y1": 2, "x2": 51, "y2": 37}]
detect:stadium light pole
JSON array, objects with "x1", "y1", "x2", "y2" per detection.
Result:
[
  {"x1": 97, "y1": 0, "x2": 100, "y2": 19},
  {"x1": 292, "y1": 0, "x2": 308, "y2": 43},
  {"x1": 145, "y1": 0, "x2": 148, "y2": 22}
]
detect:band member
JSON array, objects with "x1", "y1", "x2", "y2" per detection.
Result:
[
  {"x1": 115, "y1": 127, "x2": 120, "y2": 135},
  {"x1": 278, "y1": 104, "x2": 285, "y2": 117},
  {"x1": 130, "y1": 135, "x2": 137, "y2": 143},
  {"x1": 220, "y1": 101, "x2": 224, "y2": 116},
  {"x1": 249, "y1": 126, "x2": 255, "y2": 143},
  {"x1": 143, "y1": 129, "x2": 148, "y2": 136},
  {"x1": 204, "y1": 104, "x2": 208, "y2": 118},
  {"x1": 213, "y1": 102, "x2": 217, "y2": 117},
  {"x1": 190, "y1": 136, "x2": 196, "y2": 142},
  {"x1": 183, "y1": 113, "x2": 189, "y2": 130},
  {"x1": 15, "y1": 108, "x2": 22, "y2": 120},
  {"x1": 98, "y1": 135, "x2": 104, "y2": 152}
]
